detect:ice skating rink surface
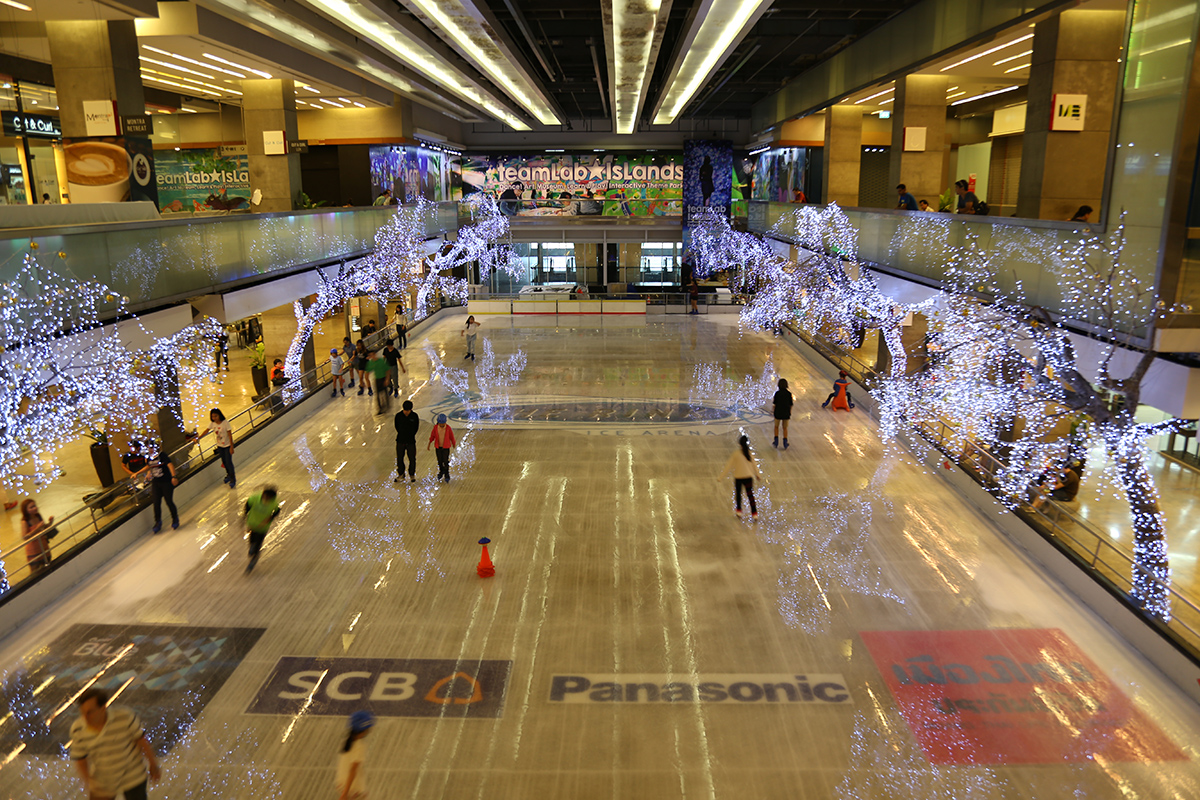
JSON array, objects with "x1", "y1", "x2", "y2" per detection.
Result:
[{"x1": 1, "y1": 314, "x2": 1197, "y2": 799}]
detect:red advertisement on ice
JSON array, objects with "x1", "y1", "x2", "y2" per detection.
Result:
[{"x1": 860, "y1": 628, "x2": 1185, "y2": 765}]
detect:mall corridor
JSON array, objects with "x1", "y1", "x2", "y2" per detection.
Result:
[{"x1": 0, "y1": 315, "x2": 1196, "y2": 799}]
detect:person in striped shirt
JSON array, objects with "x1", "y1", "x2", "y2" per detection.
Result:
[{"x1": 70, "y1": 687, "x2": 160, "y2": 799}]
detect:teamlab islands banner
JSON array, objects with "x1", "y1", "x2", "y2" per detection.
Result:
[
  {"x1": 453, "y1": 153, "x2": 683, "y2": 217},
  {"x1": 369, "y1": 145, "x2": 446, "y2": 202},
  {"x1": 154, "y1": 148, "x2": 251, "y2": 213}
]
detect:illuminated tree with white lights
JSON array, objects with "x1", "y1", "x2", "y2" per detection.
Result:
[
  {"x1": 0, "y1": 251, "x2": 221, "y2": 491},
  {"x1": 285, "y1": 196, "x2": 521, "y2": 379},
  {"x1": 694, "y1": 208, "x2": 1181, "y2": 620},
  {"x1": 886, "y1": 218, "x2": 1180, "y2": 619}
]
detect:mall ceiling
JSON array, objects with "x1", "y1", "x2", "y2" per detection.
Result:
[
  {"x1": 485, "y1": 0, "x2": 923, "y2": 122},
  {"x1": 0, "y1": 0, "x2": 922, "y2": 132}
]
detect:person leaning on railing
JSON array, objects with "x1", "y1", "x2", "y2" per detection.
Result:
[{"x1": 20, "y1": 498, "x2": 55, "y2": 576}]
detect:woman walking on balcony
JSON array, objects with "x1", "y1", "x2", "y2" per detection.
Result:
[{"x1": 200, "y1": 408, "x2": 236, "y2": 489}]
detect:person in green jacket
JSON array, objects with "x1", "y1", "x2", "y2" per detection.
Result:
[
  {"x1": 366, "y1": 351, "x2": 391, "y2": 414},
  {"x1": 244, "y1": 487, "x2": 281, "y2": 573}
]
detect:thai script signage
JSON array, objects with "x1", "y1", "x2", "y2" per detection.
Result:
[
  {"x1": 549, "y1": 673, "x2": 850, "y2": 704},
  {"x1": 860, "y1": 628, "x2": 1185, "y2": 764},
  {"x1": 246, "y1": 656, "x2": 512, "y2": 718}
]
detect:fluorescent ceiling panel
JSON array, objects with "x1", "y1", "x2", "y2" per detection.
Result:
[
  {"x1": 652, "y1": 0, "x2": 771, "y2": 125},
  {"x1": 299, "y1": 0, "x2": 530, "y2": 128},
  {"x1": 606, "y1": 0, "x2": 670, "y2": 135},
  {"x1": 400, "y1": 0, "x2": 559, "y2": 125},
  {"x1": 198, "y1": 0, "x2": 484, "y2": 122}
]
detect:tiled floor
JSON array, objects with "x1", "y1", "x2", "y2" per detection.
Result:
[{"x1": 0, "y1": 315, "x2": 1197, "y2": 798}]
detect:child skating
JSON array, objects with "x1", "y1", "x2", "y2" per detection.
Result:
[
  {"x1": 244, "y1": 486, "x2": 281, "y2": 573},
  {"x1": 330, "y1": 348, "x2": 345, "y2": 397},
  {"x1": 718, "y1": 435, "x2": 762, "y2": 519},
  {"x1": 427, "y1": 414, "x2": 457, "y2": 483},
  {"x1": 771, "y1": 378, "x2": 793, "y2": 449},
  {"x1": 822, "y1": 371, "x2": 855, "y2": 410}
]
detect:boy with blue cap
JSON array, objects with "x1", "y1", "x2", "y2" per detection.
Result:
[
  {"x1": 336, "y1": 710, "x2": 373, "y2": 800},
  {"x1": 427, "y1": 414, "x2": 457, "y2": 483}
]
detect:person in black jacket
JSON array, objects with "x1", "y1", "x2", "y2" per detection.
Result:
[
  {"x1": 772, "y1": 378, "x2": 794, "y2": 449},
  {"x1": 394, "y1": 400, "x2": 421, "y2": 483}
]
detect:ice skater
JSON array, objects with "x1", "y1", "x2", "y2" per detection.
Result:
[
  {"x1": 427, "y1": 414, "x2": 457, "y2": 482},
  {"x1": 354, "y1": 340, "x2": 371, "y2": 396},
  {"x1": 383, "y1": 339, "x2": 406, "y2": 398},
  {"x1": 772, "y1": 378, "x2": 793, "y2": 449},
  {"x1": 243, "y1": 486, "x2": 281, "y2": 573},
  {"x1": 822, "y1": 370, "x2": 855, "y2": 410},
  {"x1": 330, "y1": 348, "x2": 346, "y2": 397},
  {"x1": 199, "y1": 408, "x2": 235, "y2": 488},
  {"x1": 718, "y1": 435, "x2": 762, "y2": 519},
  {"x1": 336, "y1": 710, "x2": 374, "y2": 800},
  {"x1": 342, "y1": 337, "x2": 357, "y2": 389},
  {"x1": 394, "y1": 400, "x2": 420, "y2": 483},
  {"x1": 461, "y1": 316, "x2": 481, "y2": 361}
]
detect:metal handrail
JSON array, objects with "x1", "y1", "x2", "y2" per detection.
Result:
[{"x1": 0, "y1": 306, "x2": 448, "y2": 598}]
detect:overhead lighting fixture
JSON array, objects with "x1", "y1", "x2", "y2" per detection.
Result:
[
  {"x1": 748, "y1": 144, "x2": 770, "y2": 156},
  {"x1": 940, "y1": 34, "x2": 1034, "y2": 72},
  {"x1": 139, "y1": 56, "x2": 216, "y2": 80},
  {"x1": 203, "y1": 53, "x2": 271, "y2": 79},
  {"x1": 1003, "y1": 63, "x2": 1031, "y2": 74},
  {"x1": 546, "y1": 149, "x2": 565, "y2": 153},
  {"x1": 403, "y1": 0, "x2": 560, "y2": 125},
  {"x1": 141, "y1": 68, "x2": 241, "y2": 96},
  {"x1": 608, "y1": 0, "x2": 668, "y2": 134},
  {"x1": 319, "y1": 98, "x2": 345, "y2": 107},
  {"x1": 352, "y1": 101, "x2": 365, "y2": 108},
  {"x1": 299, "y1": 84, "x2": 322, "y2": 94},
  {"x1": 0, "y1": 0, "x2": 33, "y2": 11},
  {"x1": 879, "y1": 98, "x2": 893, "y2": 105},
  {"x1": 142, "y1": 74, "x2": 222, "y2": 97},
  {"x1": 854, "y1": 86, "x2": 894, "y2": 104},
  {"x1": 299, "y1": 0, "x2": 530, "y2": 129},
  {"x1": 651, "y1": 0, "x2": 773, "y2": 127},
  {"x1": 143, "y1": 46, "x2": 245, "y2": 78},
  {"x1": 993, "y1": 49, "x2": 1033, "y2": 66},
  {"x1": 949, "y1": 85, "x2": 1020, "y2": 106},
  {"x1": 946, "y1": 86, "x2": 959, "y2": 93}
]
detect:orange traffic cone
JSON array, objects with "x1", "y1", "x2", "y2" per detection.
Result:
[{"x1": 477, "y1": 537, "x2": 495, "y2": 578}]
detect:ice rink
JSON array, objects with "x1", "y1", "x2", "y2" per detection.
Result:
[{"x1": 0, "y1": 313, "x2": 1197, "y2": 799}]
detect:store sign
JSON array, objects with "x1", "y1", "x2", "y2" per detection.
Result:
[
  {"x1": 83, "y1": 100, "x2": 118, "y2": 136},
  {"x1": 549, "y1": 673, "x2": 851, "y2": 704},
  {"x1": 155, "y1": 148, "x2": 250, "y2": 212},
  {"x1": 262, "y1": 130, "x2": 286, "y2": 155},
  {"x1": 0, "y1": 624, "x2": 264, "y2": 756},
  {"x1": 1, "y1": 110, "x2": 62, "y2": 139},
  {"x1": 457, "y1": 152, "x2": 683, "y2": 216},
  {"x1": 246, "y1": 656, "x2": 512, "y2": 718},
  {"x1": 1051, "y1": 94, "x2": 1087, "y2": 131},
  {"x1": 288, "y1": 139, "x2": 309, "y2": 153},
  {"x1": 122, "y1": 115, "x2": 151, "y2": 136},
  {"x1": 860, "y1": 628, "x2": 1186, "y2": 765}
]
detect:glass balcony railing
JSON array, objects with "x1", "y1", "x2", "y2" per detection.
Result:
[
  {"x1": 747, "y1": 201, "x2": 1154, "y2": 339},
  {"x1": 0, "y1": 202, "x2": 459, "y2": 316}
]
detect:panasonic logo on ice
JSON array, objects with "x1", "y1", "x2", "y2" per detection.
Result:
[{"x1": 549, "y1": 674, "x2": 851, "y2": 705}]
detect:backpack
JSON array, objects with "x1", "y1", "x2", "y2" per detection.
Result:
[{"x1": 975, "y1": 200, "x2": 990, "y2": 216}]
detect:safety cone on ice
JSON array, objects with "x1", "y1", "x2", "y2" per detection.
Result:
[{"x1": 477, "y1": 537, "x2": 495, "y2": 578}]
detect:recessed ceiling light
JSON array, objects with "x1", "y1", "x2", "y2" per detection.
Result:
[
  {"x1": 1003, "y1": 63, "x2": 1031, "y2": 74},
  {"x1": 994, "y1": 50, "x2": 1033, "y2": 66},
  {"x1": 949, "y1": 85, "x2": 1020, "y2": 106},
  {"x1": 320, "y1": 98, "x2": 345, "y2": 107},
  {"x1": 203, "y1": 53, "x2": 271, "y2": 79},
  {"x1": 143, "y1": 46, "x2": 245, "y2": 78},
  {"x1": 940, "y1": 34, "x2": 1034, "y2": 72},
  {"x1": 854, "y1": 86, "x2": 894, "y2": 104},
  {"x1": 0, "y1": 0, "x2": 33, "y2": 11},
  {"x1": 140, "y1": 56, "x2": 216, "y2": 80}
]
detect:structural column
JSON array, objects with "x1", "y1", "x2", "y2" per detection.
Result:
[
  {"x1": 46, "y1": 20, "x2": 145, "y2": 138},
  {"x1": 823, "y1": 105, "x2": 863, "y2": 206},
  {"x1": 244, "y1": 79, "x2": 302, "y2": 213},
  {"x1": 1017, "y1": 9, "x2": 1125, "y2": 220},
  {"x1": 888, "y1": 75, "x2": 948, "y2": 204}
]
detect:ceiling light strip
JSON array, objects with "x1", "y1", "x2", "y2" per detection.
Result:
[
  {"x1": 142, "y1": 46, "x2": 245, "y2": 78},
  {"x1": 203, "y1": 53, "x2": 271, "y2": 79},
  {"x1": 949, "y1": 85, "x2": 1020, "y2": 106},
  {"x1": 0, "y1": 0, "x2": 32, "y2": 11},
  {"x1": 940, "y1": 34, "x2": 1034, "y2": 72},
  {"x1": 651, "y1": 0, "x2": 773, "y2": 126},
  {"x1": 404, "y1": 0, "x2": 560, "y2": 125},
  {"x1": 608, "y1": 0, "x2": 667, "y2": 134},
  {"x1": 854, "y1": 86, "x2": 895, "y2": 105},
  {"x1": 993, "y1": 49, "x2": 1033, "y2": 66},
  {"x1": 139, "y1": 57, "x2": 216, "y2": 80},
  {"x1": 302, "y1": 0, "x2": 530, "y2": 129}
]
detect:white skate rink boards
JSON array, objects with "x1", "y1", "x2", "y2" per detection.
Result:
[{"x1": 0, "y1": 315, "x2": 1197, "y2": 799}]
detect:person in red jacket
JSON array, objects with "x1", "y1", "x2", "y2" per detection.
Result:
[{"x1": 427, "y1": 414, "x2": 457, "y2": 483}]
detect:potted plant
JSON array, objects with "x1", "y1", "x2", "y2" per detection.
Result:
[
  {"x1": 81, "y1": 422, "x2": 115, "y2": 487},
  {"x1": 249, "y1": 340, "x2": 269, "y2": 396}
]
